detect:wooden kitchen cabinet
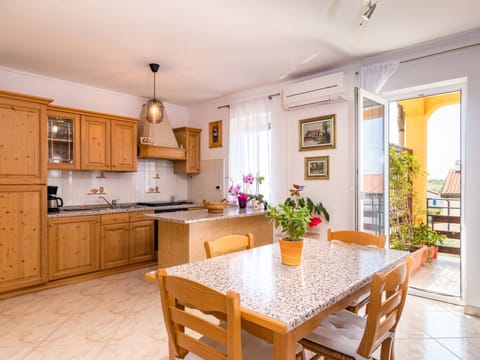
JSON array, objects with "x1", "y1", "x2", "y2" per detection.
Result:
[
  {"x1": 100, "y1": 213, "x2": 130, "y2": 269},
  {"x1": 48, "y1": 215, "x2": 100, "y2": 281},
  {"x1": 173, "y1": 127, "x2": 201, "y2": 174},
  {"x1": 0, "y1": 185, "x2": 48, "y2": 293},
  {"x1": 81, "y1": 115, "x2": 137, "y2": 171},
  {"x1": 0, "y1": 91, "x2": 52, "y2": 185},
  {"x1": 47, "y1": 107, "x2": 81, "y2": 170},
  {"x1": 129, "y1": 211, "x2": 155, "y2": 264},
  {"x1": 81, "y1": 115, "x2": 111, "y2": 170},
  {"x1": 110, "y1": 119, "x2": 137, "y2": 171}
]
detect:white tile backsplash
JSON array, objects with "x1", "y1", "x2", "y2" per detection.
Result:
[{"x1": 48, "y1": 159, "x2": 188, "y2": 206}]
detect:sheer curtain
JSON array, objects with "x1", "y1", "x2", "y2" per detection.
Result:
[
  {"x1": 229, "y1": 97, "x2": 271, "y2": 203},
  {"x1": 360, "y1": 60, "x2": 399, "y2": 93}
]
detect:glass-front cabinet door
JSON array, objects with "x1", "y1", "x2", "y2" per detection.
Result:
[{"x1": 47, "y1": 108, "x2": 80, "y2": 170}]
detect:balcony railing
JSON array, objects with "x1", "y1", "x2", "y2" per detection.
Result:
[{"x1": 427, "y1": 197, "x2": 461, "y2": 255}]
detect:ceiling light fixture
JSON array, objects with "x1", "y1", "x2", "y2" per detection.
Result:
[
  {"x1": 360, "y1": 0, "x2": 377, "y2": 26},
  {"x1": 146, "y1": 63, "x2": 165, "y2": 124}
]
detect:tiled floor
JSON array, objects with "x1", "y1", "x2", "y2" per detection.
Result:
[
  {"x1": 1, "y1": 267, "x2": 479, "y2": 359},
  {"x1": 410, "y1": 253, "x2": 461, "y2": 298}
]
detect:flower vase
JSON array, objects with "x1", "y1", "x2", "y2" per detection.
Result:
[{"x1": 238, "y1": 196, "x2": 248, "y2": 208}]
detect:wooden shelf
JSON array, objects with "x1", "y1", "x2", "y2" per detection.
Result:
[{"x1": 137, "y1": 144, "x2": 186, "y2": 160}]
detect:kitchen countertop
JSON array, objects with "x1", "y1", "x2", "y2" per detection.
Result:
[
  {"x1": 47, "y1": 202, "x2": 198, "y2": 219},
  {"x1": 145, "y1": 206, "x2": 267, "y2": 224}
]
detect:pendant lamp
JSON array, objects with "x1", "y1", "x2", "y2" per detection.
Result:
[{"x1": 146, "y1": 63, "x2": 165, "y2": 123}]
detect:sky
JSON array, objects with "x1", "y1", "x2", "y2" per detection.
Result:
[
  {"x1": 427, "y1": 105, "x2": 460, "y2": 179},
  {"x1": 389, "y1": 103, "x2": 460, "y2": 180}
]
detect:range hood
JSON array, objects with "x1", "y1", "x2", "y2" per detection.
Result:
[{"x1": 137, "y1": 104, "x2": 186, "y2": 160}]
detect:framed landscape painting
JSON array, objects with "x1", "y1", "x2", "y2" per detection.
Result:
[
  {"x1": 304, "y1": 156, "x2": 329, "y2": 180},
  {"x1": 299, "y1": 114, "x2": 336, "y2": 151}
]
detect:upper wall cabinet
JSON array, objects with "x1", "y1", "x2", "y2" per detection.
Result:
[
  {"x1": 0, "y1": 90, "x2": 52, "y2": 184},
  {"x1": 47, "y1": 107, "x2": 81, "y2": 170},
  {"x1": 173, "y1": 127, "x2": 201, "y2": 174},
  {"x1": 81, "y1": 115, "x2": 137, "y2": 172},
  {"x1": 49, "y1": 106, "x2": 138, "y2": 172}
]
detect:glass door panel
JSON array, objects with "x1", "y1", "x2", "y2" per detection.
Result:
[
  {"x1": 356, "y1": 88, "x2": 388, "y2": 236},
  {"x1": 47, "y1": 110, "x2": 80, "y2": 170}
]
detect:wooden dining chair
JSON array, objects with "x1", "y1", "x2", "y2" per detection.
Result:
[
  {"x1": 328, "y1": 228, "x2": 386, "y2": 248},
  {"x1": 204, "y1": 233, "x2": 254, "y2": 258},
  {"x1": 328, "y1": 228, "x2": 386, "y2": 313},
  {"x1": 156, "y1": 268, "x2": 306, "y2": 360},
  {"x1": 300, "y1": 256, "x2": 413, "y2": 360}
]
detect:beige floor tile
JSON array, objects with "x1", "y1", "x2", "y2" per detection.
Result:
[
  {"x1": 23, "y1": 344, "x2": 105, "y2": 359},
  {"x1": 98, "y1": 341, "x2": 170, "y2": 360},
  {"x1": 436, "y1": 337, "x2": 480, "y2": 360},
  {"x1": 0, "y1": 346, "x2": 35, "y2": 360},
  {"x1": 395, "y1": 338, "x2": 460, "y2": 359}
]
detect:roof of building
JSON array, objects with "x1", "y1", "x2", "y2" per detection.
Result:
[{"x1": 441, "y1": 169, "x2": 461, "y2": 198}]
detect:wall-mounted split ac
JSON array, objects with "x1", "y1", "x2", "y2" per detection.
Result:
[{"x1": 282, "y1": 72, "x2": 346, "y2": 110}]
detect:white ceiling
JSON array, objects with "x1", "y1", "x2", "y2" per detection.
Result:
[{"x1": 0, "y1": 0, "x2": 479, "y2": 106}]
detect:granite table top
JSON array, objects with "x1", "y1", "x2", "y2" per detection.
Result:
[
  {"x1": 158, "y1": 238, "x2": 408, "y2": 331},
  {"x1": 144, "y1": 206, "x2": 267, "y2": 224}
]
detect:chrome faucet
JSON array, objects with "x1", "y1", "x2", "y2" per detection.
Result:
[{"x1": 99, "y1": 196, "x2": 117, "y2": 209}]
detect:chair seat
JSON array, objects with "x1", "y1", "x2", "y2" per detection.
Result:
[
  {"x1": 186, "y1": 329, "x2": 304, "y2": 359},
  {"x1": 302, "y1": 310, "x2": 369, "y2": 360}
]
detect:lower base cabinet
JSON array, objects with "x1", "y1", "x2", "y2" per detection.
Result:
[
  {"x1": 100, "y1": 211, "x2": 154, "y2": 270},
  {"x1": 130, "y1": 218, "x2": 155, "y2": 264},
  {"x1": 48, "y1": 216, "x2": 100, "y2": 281}
]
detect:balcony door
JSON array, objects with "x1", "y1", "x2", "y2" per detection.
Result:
[{"x1": 355, "y1": 88, "x2": 389, "y2": 237}]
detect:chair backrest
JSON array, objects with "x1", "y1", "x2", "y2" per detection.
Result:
[
  {"x1": 328, "y1": 228, "x2": 386, "y2": 248},
  {"x1": 156, "y1": 268, "x2": 242, "y2": 360},
  {"x1": 357, "y1": 256, "x2": 413, "y2": 358},
  {"x1": 204, "y1": 233, "x2": 254, "y2": 258}
]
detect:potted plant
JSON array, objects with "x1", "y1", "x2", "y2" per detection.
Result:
[
  {"x1": 266, "y1": 185, "x2": 329, "y2": 265},
  {"x1": 411, "y1": 223, "x2": 446, "y2": 263}
]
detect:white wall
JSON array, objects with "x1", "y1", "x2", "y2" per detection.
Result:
[
  {"x1": 0, "y1": 66, "x2": 191, "y2": 204},
  {"x1": 188, "y1": 31, "x2": 480, "y2": 312}
]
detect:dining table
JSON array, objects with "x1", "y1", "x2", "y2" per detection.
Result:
[{"x1": 145, "y1": 238, "x2": 409, "y2": 360}]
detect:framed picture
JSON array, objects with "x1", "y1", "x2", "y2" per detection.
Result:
[
  {"x1": 299, "y1": 114, "x2": 336, "y2": 151},
  {"x1": 209, "y1": 120, "x2": 223, "y2": 148},
  {"x1": 304, "y1": 156, "x2": 329, "y2": 180}
]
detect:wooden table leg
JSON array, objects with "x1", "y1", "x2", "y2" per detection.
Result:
[{"x1": 273, "y1": 332, "x2": 297, "y2": 359}]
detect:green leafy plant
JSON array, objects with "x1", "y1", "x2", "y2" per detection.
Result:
[
  {"x1": 411, "y1": 223, "x2": 446, "y2": 248},
  {"x1": 266, "y1": 184, "x2": 330, "y2": 241},
  {"x1": 266, "y1": 203, "x2": 312, "y2": 241}
]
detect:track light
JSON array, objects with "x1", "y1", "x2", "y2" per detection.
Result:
[
  {"x1": 360, "y1": 1, "x2": 377, "y2": 26},
  {"x1": 146, "y1": 63, "x2": 165, "y2": 124}
]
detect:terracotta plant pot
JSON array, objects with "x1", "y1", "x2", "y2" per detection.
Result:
[{"x1": 279, "y1": 239, "x2": 304, "y2": 266}]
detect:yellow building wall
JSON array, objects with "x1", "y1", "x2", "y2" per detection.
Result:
[{"x1": 398, "y1": 92, "x2": 460, "y2": 223}]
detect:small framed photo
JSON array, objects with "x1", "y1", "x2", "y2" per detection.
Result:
[
  {"x1": 299, "y1": 114, "x2": 335, "y2": 151},
  {"x1": 209, "y1": 120, "x2": 223, "y2": 148},
  {"x1": 305, "y1": 156, "x2": 329, "y2": 180}
]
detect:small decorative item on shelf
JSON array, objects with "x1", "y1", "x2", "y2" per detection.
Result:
[
  {"x1": 266, "y1": 184, "x2": 329, "y2": 266},
  {"x1": 98, "y1": 186, "x2": 104, "y2": 194},
  {"x1": 203, "y1": 199, "x2": 228, "y2": 213},
  {"x1": 96, "y1": 172, "x2": 106, "y2": 179}
]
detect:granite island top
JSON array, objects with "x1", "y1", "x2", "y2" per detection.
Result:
[
  {"x1": 145, "y1": 206, "x2": 267, "y2": 224},
  {"x1": 47, "y1": 202, "x2": 199, "y2": 219}
]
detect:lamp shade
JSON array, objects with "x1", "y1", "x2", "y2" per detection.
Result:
[{"x1": 146, "y1": 98, "x2": 165, "y2": 124}]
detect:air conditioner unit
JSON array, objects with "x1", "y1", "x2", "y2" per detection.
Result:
[{"x1": 282, "y1": 72, "x2": 346, "y2": 110}]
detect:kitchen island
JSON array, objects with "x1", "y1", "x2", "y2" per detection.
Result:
[{"x1": 145, "y1": 207, "x2": 273, "y2": 267}]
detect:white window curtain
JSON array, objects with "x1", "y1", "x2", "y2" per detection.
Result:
[
  {"x1": 229, "y1": 97, "x2": 271, "y2": 203},
  {"x1": 360, "y1": 60, "x2": 399, "y2": 93}
]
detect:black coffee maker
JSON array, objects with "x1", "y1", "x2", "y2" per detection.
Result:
[{"x1": 48, "y1": 186, "x2": 64, "y2": 212}]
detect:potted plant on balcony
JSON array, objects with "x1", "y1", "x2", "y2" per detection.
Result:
[
  {"x1": 266, "y1": 185, "x2": 329, "y2": 265},
  {"x1": 411, "y1": 223, "x2": 446, "y2": 263}
]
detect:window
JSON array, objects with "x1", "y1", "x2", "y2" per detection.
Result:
[{"x1": 229, "y1": 98, "x2": 271, "y2": 202}]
